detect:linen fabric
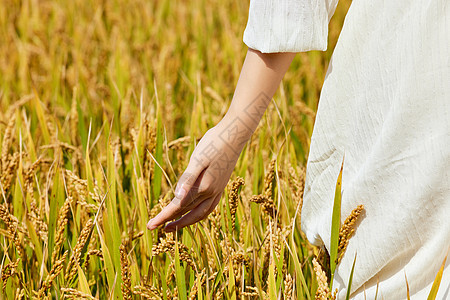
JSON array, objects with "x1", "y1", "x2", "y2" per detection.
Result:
[{"x1": 243, "y1": 0, "x2": 450, "y2": 299}]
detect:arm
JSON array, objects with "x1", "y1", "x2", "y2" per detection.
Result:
[
  {"x1": 224, "y1": 48, "x2": 296, "y2": 130},
  {"x1": 147, "y1": 48, "x2": 296, "y2": 232}
]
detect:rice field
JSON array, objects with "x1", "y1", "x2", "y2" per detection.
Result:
[{"x1": 0, "y1": 0, "x2": 394, "y2": 299}]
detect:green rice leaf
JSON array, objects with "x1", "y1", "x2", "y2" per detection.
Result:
[
  {"x1": 345, "y1": 253, "x2": 357, "y2": 300},
  {"x1": 268, "y1": 259, "x2": 277, "y2": 300},
  {"x1": 174, "y1": 239, "x2": 187, "y2": 300},
  {"x1": 330, "y1": 156, "x2": 345, "y2": 282}
]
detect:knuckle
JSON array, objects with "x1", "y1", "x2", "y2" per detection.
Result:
[
  {"x1": 171, "y1": 199, "x2": 184, "y2": 211},
  {"x1": 198, "y1": 185, "x2": 214, "y2": 196},
  {"x1": 178, "y1": 173, "x2": 194, "y2": 188}
]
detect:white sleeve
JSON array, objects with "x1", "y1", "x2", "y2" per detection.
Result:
[{"x1": 243, "y1": 0, "x2": 339, "y2": 53}]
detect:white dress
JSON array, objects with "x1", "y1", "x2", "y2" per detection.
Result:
[{"x1": 244, "y1": 1, "x2": 450, "y2": 299}]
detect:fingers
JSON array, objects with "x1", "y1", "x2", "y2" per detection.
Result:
[
  {"x1": 147, "y1": 169, "x2": 205, "y2": 230},
  {"x1": 146, "y1": 193, "x2": 204, "y2": 230},
  {"x1": 168, "y1": 193, "x2": 209, "y2": 221},
  {"x1": 173, "y1": 168, "x2": 205, "y2": 203},
  {"x1": 167, "y1": 170, "x2": 219, "y2": 219},
  {"x1": 173, "y1": 190, "x2": 221, "y2": 222},
  {"x1": 164, "y1": 192, "x2": 222, "y2": 232}
]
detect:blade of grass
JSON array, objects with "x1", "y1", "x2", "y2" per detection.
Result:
[
  {"x1": 228, "y1": 256, "x2": 236, "y2": 300},
  {"x1": 174, "y1": 237, "x2": 187, "y2": 300},
  {"x1": 268, "y1": 259, "x2": 277, "y2": 300},
  {"x1": 286, "y1": 235, "x2": 309, "y2": 300},
  {"x1": 427, "y1": 250, "x2": 448, "y2": 300},
  {"x1": 345, "y1": 253, "x2": 357, "y2": 300},
  {"x1": 77, "y1": 264, "x2": 91, "y2": 295},
  {"x1": 152, "y1": 81, "x2": 164, "y2": 202},
  {"x1": 31, "y1": 92, "x2": 51, "y2": 145},
  {"x1": 98, "y1": 227, "x2": 117, "y2": 298},
  {"x1": 330, "y1": 156, "x2": 345, "y2": 288}
]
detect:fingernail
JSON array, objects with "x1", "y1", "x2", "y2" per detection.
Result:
[
  {"x1": 147, "y1": 219, "x2": 156, "y2": 230},
  {"x1": 175, "y1": 184, "x2": 187, "y2": 199}
]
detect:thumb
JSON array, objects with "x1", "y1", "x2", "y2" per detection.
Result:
[
  {"x1": 174, "y1": 169, "x2": 199, "y2": 201},
  {"x1": 171, "y1": 167, "x2": 203, "y2": 206},
  {"x1": 146, "y1": 164, "x2": 204, "y2": 230}
]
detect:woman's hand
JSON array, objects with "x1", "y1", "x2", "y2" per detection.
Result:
[
  {"x1": 146, "y1": 48, "x2": 296, "y2": 232},
  {"x1": 146, "y1": 122, "x2": 245, "y2": 232}
]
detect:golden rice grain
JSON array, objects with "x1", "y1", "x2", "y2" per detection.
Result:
[
  {"x1": 337, "y1": 204, "x2": 364, "y2": 264},
  {"x1": 295, "y1": 100, "x2": 316, "y2": 119},
  {"x1": 0, "y1": 204, "x2": 23, "y2": 235},
  {"x1": 84, "y1": 249, "x2": 103, "y2": 271},
  {"x1": 249, "y1": 194, "x2": 276, "y2": 218},
  {"x1": 133, "y1": 284, "x2": 162, "y2": 299},
  {"x1": 1, "y1": 259, "x2": 19, "y2": 292},
  {"x1": 152, "y1": 236, "x2": 196, "y2": 271},
  {"x1": 284, "y1": 274, "x2": 293, "y2": 300},
  {"x1": 228, "y1": 176, "x2": 244, "y2": 226},
  {"x1": 65, "y1": 169, "x2": 88, "y2": 203},
  {"x1": 24, "y1": 157, "x2": 43, "y2": 195},
  {"x1": 0, "y1": 203, "x2": 26, "y2": 261},
  {"x1": 207, "y1": 208, "x2": 221, "y2": 241},
  {"x1": 1, "y1": 113, "x2": 16, "y2": 173},
  {"x1": 65, "y1": 219, "x2": 94, "y2": 282},
  {"x1": 288, "y1": 163, "x2": 306, "y2": 209},
  {"x1": 249, "y1": 159, "x2": 278, "y2": 218},
  {"x1": 263, "y1": 159, "x2": 276, "y2": 199},
  {"x1": 188, "y1": 268, "x2": 205, "y2": 300},
  {"x1": 61, "y1": 288, "x2": 97, "y2": 300},
  {"x1": 313, "y1": 257, "x2": 331, "y2": 300},
  {"x1": 120, "y1": 243, "x2": 132, "y2": 300},
  {"x1": 28, "y1": 199, "x2": 48, "y2": 241},
  {"x1": 214, "y1": 283, "x2": 226, "y2": 299},
  {"x1": 52, "y1": 197, "x2": 71, "y2": 263},
  {"x1": 242, "y1": 286, "x2": 259, "y2": 297},
  {"x1": 14, "y1": 287, "x2": 25, "y2": 300},
  {"x1": 36, "y1": 250, "x2": 68, "y2": 298},
  {"x1": 167, "y1": 136, "x2": 192, "y2": 150},
  {"x1": 0, "y1": 152, "x2": 20, "y2": 194}
]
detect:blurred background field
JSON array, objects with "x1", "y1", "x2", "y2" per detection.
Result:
[{"x1": 0, "y1": 0, "x2": 351, "y2": 299}]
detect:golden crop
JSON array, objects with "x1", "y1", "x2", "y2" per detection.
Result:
[{"x1": 0, "y1": 0, "x2": 359, "y2": 299}]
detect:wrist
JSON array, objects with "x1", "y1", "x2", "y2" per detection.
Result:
[
  {"x1": 212, "y1": 120, "x2": 252, "y2": 158},
  {"x1": 221, "y1": 91, "x2": 270, "y2": 128}
]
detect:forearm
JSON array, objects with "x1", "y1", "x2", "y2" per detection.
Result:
[{"x1": 217, "y1": 48, "x2": 296, "y2": 150}]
